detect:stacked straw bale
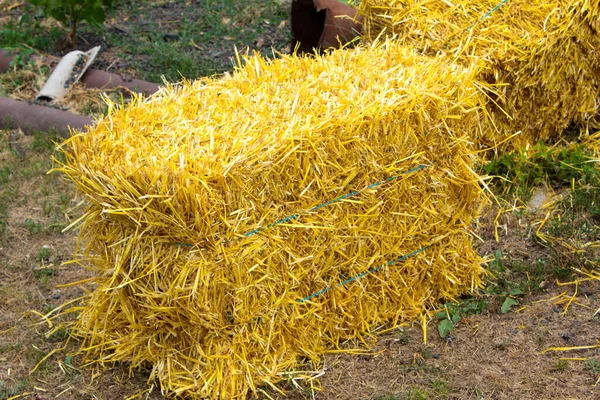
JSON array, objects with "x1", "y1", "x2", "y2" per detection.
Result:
[
  {"x1": 57, "y1": 42, "x2": 487, "y2": 398},
  {"x1": 358, "y1": 0, "x2": 600, "y2": 149}
]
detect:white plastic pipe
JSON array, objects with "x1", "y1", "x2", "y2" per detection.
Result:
[{"x1": 36, "y1": 46, "x2": 101, "y2": 102}]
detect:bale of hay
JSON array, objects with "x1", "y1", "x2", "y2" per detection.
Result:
[
  {"x1": 56, "y1": 42, "x2": 487, "y2": 398},
  {"x1": 358, "y1": 0, "x2": 600, "y2": 149}
]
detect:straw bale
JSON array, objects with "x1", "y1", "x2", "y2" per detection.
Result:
[
  {"x1": 358, "y1": 0, "x2": 600, "y2": 149},
  {"x1": 56, "y1": 42, "x2": 487, "y2": 398}
]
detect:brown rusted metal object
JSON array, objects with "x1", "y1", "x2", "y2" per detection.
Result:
[
  {"x1": 0, "y1": 97, "x2": 93, "y2": 137},
  {"x1": 0, "y1": 49, "x2": 160, "y2": 96},
  {"x1": 0, "y1": 49, "x2": 16, "y2": 72},
  {"x1": 79, "y1": 68, "x2": 160, "y2": 96},
  {"x1": 291, "y1": 0, "x2": 363, "y2": 55},
  {"x1": 0, "y1": 49, "x2": 159, "y2": 136},
  {"x1": 292, "y1": 0, "x2": 327, "y2": 54}
]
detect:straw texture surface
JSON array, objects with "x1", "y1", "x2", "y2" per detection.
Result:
[
  {"x1": 359, "y1": 0, "x2": 600, "y2": 149},
  {"x1": 57, "y1": 43, "x2": 486, "y2": 398}
]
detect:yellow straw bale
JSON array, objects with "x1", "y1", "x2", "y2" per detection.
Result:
[
  {"x1": 56, "y1": 42, "x2": 487, "y2": 398},
  {"x1": 359, "y1": 0, "x2": 600, "y2": 149}
]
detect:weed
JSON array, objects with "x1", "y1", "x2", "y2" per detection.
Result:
[
  {"x1": 0, "y1": 379, "x2": 28, "y2": 400},
  {"x1": 435, "y1": 297, "x2": 486, "y2": 338},
  {"x1": 39, "y1": 304, "x2": 58, "y2": 318},
  {"x1": 585, "y1": 358, "x2": 600, "y2": 374},
  {"x1": 23, "y1": 218, "x2": 43, "y2": 234},
  {"x1": 484, "y1": 143, "x2": 599, "y2": 281},
  {"x1": 484, "y1": 251, "x2": 548, "y2": 310},
  {"x1": 36, "y1": 246, "x2": 51, "y2": 262},
  {"x1": 547, "y1": 209, "x2": 600, "y2": 239},
  {"x1": 420, "y1": 347, "x2": 434, "y2": 360},
  {"x1": 553, "y1": 265, "x2": 573, "y2": 280},
  {"x1": 482, "y1": 142, "x2": 599, "y2": 200},
  {"x1": 551, "y1": 359, "x2": 569, "y2": 372},
  {"x1": 430, "y1": 379, "x2": 453, "y2": 396},
  {"x1": 46, "y1": 327, "x2": 69, "y2": 343},
  {"x1": 34, "y1": 265, "x2": 55, "y2": 280},
  {"x1": 406, "y1": 388, "x2": 428, "y2": 400},
  {"x1": 0, "y1": 5, "x2": 64, "y2": 53},
  {"x1": 396, "y1": 329, "x2": 411, "y2": 345},
  {"x1": 29, "y1": 0, "x2": 119, "y2": 45}
]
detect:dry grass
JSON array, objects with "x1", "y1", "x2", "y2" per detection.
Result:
[{"x1": 0, "y1": 51, "x2": 120, "y2": 117}]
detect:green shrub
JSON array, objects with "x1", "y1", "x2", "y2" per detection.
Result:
[{"x1": 28, "y1": 0, "x2": 119, "y2": 45}]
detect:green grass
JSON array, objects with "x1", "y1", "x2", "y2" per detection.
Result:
[
  {"x1": 482, "y1": 140, "x2": 600, "y2": 294},
  {"x1": 2, "y1": 1, "x2": 291, "y2": 82},
  {"x1": 406, "y1": 390, "x2": 428, "y2": 400},
  {"x1": 551, "y1": 359, "x2": 569, "y2": 373},
  {"x1": 0, "y1": 343, "x2": 23, "y2": 353},
  {"x1": 0, "y1": 135, "x2": 13, "y2": 244},
  {"x1": 435, "y1": 297, "x2": 486, "y2": 338},
  {"x1": 585, "y1": 358, "x2": 600, "y2": 374},
  {"x1": 90, "y1": 0, "x2": 290, "y2": 82},
  {"x1": 0, "y1": 131, "x2": 74, "y2": 244},
  {"x1": 483, "y1": 142, "x2": 600, "y2": 213},
  {"x1": 482, "y1": 142, "x2": 599, "y2": 199},
  {"x1": 0, "y1": 379, "x2": 28, "y2": 400},
  {"x1": 36, "y1": 246, "x2": 51, "y2": 262},
  {"x1": 0, "y1": 9, "x2": 64, "y2": 52}
]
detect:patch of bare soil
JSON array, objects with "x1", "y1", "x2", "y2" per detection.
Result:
[{"x1": 312, "y1": 280, "x2": 599, "y2": 400}]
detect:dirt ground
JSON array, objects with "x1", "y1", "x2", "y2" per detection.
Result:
[{"x1": 1, "y1": 1, "x2": 599, "y2": 399}]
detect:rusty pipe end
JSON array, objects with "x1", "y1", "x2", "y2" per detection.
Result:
[{"x1": 291, "y1": 0, "x2": 363, "y2": 56}]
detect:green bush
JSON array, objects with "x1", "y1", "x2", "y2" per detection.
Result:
[{"x1": 28, "y1": 0, "x2": 119, "y2": 45}]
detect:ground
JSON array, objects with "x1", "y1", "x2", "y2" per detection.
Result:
[{"x1": 0, "y1": 1, "x2": 599, "y2": 399}]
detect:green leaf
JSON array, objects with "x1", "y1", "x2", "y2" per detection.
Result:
[
  {"x1": 437, "y1": 319, "x2": 454, "y2": 338},
  {"x1": 82, "y1": 3, "x2": 107, "y2": 25},
  {"x1": 501, "y1": 297, "x2": 518, "y2": 314},
  {"x1": 494, "y1": 249, "x2": 503, "y2": 261},
  {"x1": 451, "y1": 313, "x2": 461, "y2": 324},
  {"x1": 64, "y1": 355, "x2": 72, "y2": 366},
  {"x1": 20, "y1": 13, "x2": 31, "y2": 24},
  {"x1": 434, "y1": 310, "x2": 447, "y2": 320},
  {"x1": 510, "y1": 288, "x2": 525, "y2": 296}
]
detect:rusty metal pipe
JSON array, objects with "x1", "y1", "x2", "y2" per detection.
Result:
[
  {"x1": 0, "y1": 97, "x2": 93, "y2": 137},
  {"x1": 0, "y1": 49, "x2": 160, "y2": 96},
  {"x1": 80, "y1": 68, "x2": 160, "y2": 96},
  {"x1": 291, "y1": 0, "x2": 362, "y2": 55},
  {"x1": 0, "y1": 49, "x2": 15, "y2": 72}
]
